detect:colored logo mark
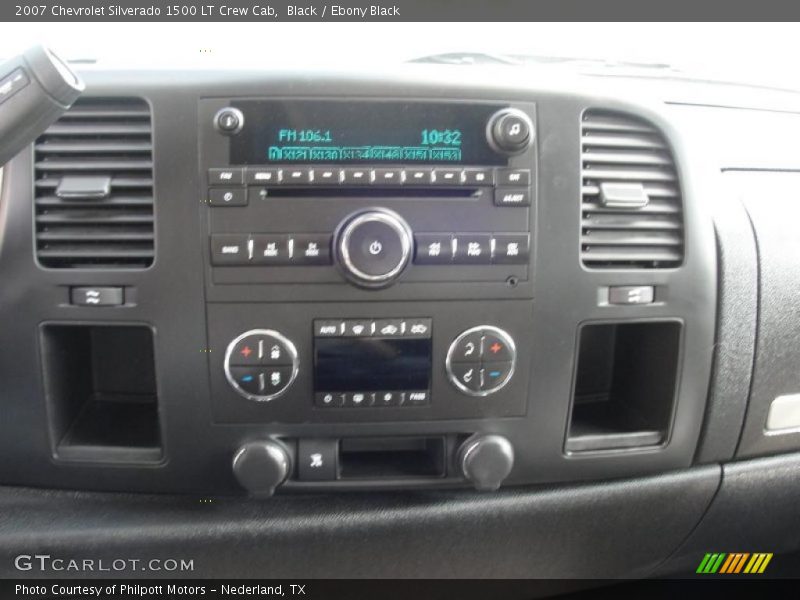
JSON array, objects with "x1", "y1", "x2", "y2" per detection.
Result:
[{"x1": 696, "y1": 552, "x2": 773, "y2": 574}]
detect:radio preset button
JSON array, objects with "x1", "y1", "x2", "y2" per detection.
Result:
[
  {"x1": 209, "y1": 188, "x2": 247, "y2": 206},
  {"x1": 341, "y1": 168, "x2": 372, "y2": 185},
  {"x1": 496, "y1": 168, "x2": 531, "y2": 186},
  {"x1": 316, "y1": 168, "x2": 340, "y2": 185},
  {"x1": 453, "y1": 234, "x2": 492, "y2": 264},
  {"x1": 494, "y1": 188, "x2": 531, "y2": 207},
  {"x1": 283, "y1": 168, "x2": 313, "y2": 185},
  {"x1": 433, "y1": 168, "x2": 462, "y2": 185},
  {"x1": 209, "y1": 167, "x2": 244, "y2": 185},
  {"x1": 372, "y1": 168, "x2": 404, "y2": 185},
  {"x1": 492, "y1": 233, "x2": 530, "y2": 264},
  {"x1": 405, "y1": 168, "x2": 435, "y2": 185},
  {"x1": 414, "y1": 233, "x2": 453, "y2": 265}
]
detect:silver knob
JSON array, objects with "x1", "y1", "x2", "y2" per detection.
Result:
[
  {"x1": 458, "y1": 434, "x2": 515, "y2": 491},
  {"x1": 232, "y1": 440, "x2": 291, "y2": 497}
]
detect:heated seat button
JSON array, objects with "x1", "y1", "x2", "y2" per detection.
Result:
[
  {"x1": 449, "y1": 363, "x2": 482, "y2": 393},
  {"x1": 414, "y1": 233, "x2": 453, "y2": 264},
  {"x1": 297, "y1": 439, "x2": 338, "y2": 481},
  {"x1": 264, "y1": 366, "x2": 293, "y2": 394}
]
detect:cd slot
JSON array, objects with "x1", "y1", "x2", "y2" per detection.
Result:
[{"x1": 257, "y1": 187, "x2": 481, "y2": 198}]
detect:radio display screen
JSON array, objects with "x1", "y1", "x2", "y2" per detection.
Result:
[
  {"x1": 229, "y1": 100, "x2": 507, "y2": 165},
  {"x1": 314, "y1": 337, "x2": 432, "y2": 392}
]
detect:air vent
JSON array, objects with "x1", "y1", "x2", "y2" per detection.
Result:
[
  {"x1": 34, "y1": 97, "x2": 154, "y2": 268},
  {"x1": 581, "y1": 110, "x2": 683, "y2": 268}
]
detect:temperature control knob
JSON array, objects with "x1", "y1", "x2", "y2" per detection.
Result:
[
  {"x1": 224, "y1": 329, "x2": 299, "y2": 402},
  {"x1": 446, "y1": 326, "x2": 516, "y2": 396},
  {"x1": 458, "y1": 434, "x2": 515, "y2": 491},
  {"x1": 232, "y1": 440, "x2": 292, "y2": 497},
  {"x1": 335, "y1": 209, "x2": 413, "y2": 288},
  {"x1": 487, "y1": 108, "x2": 534, "y2": 155}
]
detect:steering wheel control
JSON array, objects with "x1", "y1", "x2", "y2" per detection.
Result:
[
  {"x1": 446, "y1": 326, "x2": 517, "y2": 396},
  {"x1": 224, "y1": 330, "x2": 299, "y2": 402}
]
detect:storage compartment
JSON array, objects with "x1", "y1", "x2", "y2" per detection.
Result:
[
  {"x1": 338, "y1": 436, "x2": 445, "y2": 479},
  {"x1": 40, "y1": 324, "x2": 162, "y2": 463},
  {"x1": 566, "y1": 321, "x2": 681, "y2": 453}
]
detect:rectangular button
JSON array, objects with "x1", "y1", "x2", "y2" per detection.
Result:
[
  {"x1": 315, "y1": 167, "x2": 341, "y2": 185},
  {"x1": 375, "y1": 391, "x2": 400, "y2": 407},
  {"x1": 341, "y1": 168, "x2": 372, "y2": 185},
  {"x1": 492, "y1": 233, "x2": 530, "y2": 264},
  {"x1": 283, "y1": 167, "x2": 313, "y2": 185},
  {"x1": 342, "y1": 319, "x2": 373, "y2": 337},
  {"x1": 374, "y1": 319, "x2": 403, "y2": 337},
  {"x1": 453, "y1": 234, "x2": 492, "y2": 264},
  {"x1": 315, "y1": 392, "x2": 346, "y2": 407},
  {"x1": 405, "y1": 168, "x2": 435, "y2": 185},
  {"x1": 210, "y1": 234, "x2": 249, "y2": 265},
  {"x1": 403, "y1": 390, "x2": 429, "y2": 406},
  {"x1": 494, "y1": 188, "x2": 530, "y2": 206},
  {"x1": 208, "y1": 167, "x2": 244, "y2": 185},
  {"x1": 462, "y1": 168, "x2": 494, "y2": 186},
  {"x1": 314, "y1": 320, "x2": 346, "y2": 337},
  {"x1": 297, "y1": 439, "x2": 338, "y2": 481},
  {"x1": 70, "y1": 286, "x2": 124, "y2": 306},
  {"x1": 414, "y1": 233, "x2": 453, "y2": 264},
  {"x1": 290, "y1": 234, "x2": 332, "y2": 265},
  {"x1": 251, "y1": 234, "x2": 290, "y2": 265},
  {"x1": 246, "y1": 167, "x2": 282, "y2": 185},
  {"x1": 404, "y1": 318, "x2": 432, "y2": 338},
  {"x1": 608, "y1": 285, "x2": 655, "y2": 305},
  {"x1": 209, "y1": 188, "x2": 247, "y2": 206},
  {"x1": 372, "y1": 168, "x2": 404, "y2": 185},
  {"x1": 496, "y1": 168, "x2": 531, "y2": 186},
  {"x1": 433, "y1": 168, "x2": 462, "y2": 185},
  {"x1": 346, "y1": 392, "x2": 373, "y2": 407}
]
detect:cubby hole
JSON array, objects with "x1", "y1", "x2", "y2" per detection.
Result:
[
  {"x1": 41, "y1": 324, "x2": 162, "y2": 463},
  {"x1": 566, "y1": 321, "x2": 681, "y2": 453}
]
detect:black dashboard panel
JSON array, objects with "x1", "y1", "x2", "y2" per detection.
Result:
[{"x1": 0, "y1": 71, "x2": 719, "y2": 496}]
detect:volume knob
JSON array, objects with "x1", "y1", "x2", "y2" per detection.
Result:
[{"x1": 458, "y1": 434, "x2": 515, "y2": 491}]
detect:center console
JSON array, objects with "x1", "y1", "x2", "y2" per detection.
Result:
[{"x1": 0, "y1": 72, "x2": 717, "y2": 496}]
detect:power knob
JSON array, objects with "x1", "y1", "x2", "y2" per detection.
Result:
[
  {"x1": 486, "y1": 108, "x2": 534, "y2": 155},
  {"x1": 458, "y1": 434, "x2": 515, "y2": 491},
  {"x1": 334, "y1": 208, "x2": 413, "y2": 288},
  {"x1": 232, "y1": 440, "x2": 292, "y2": 497}
]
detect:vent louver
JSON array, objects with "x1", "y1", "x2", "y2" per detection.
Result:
[
  {"x1": 581, "y1": 110, "x2": 683, "y2": 268},
  {"x1": 34, "y1": 97, "x2": 154, "y2": 268}
]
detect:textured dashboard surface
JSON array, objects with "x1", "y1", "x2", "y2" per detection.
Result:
[{"x1": 0, "y1": 466, "x2": 719, "y2": 579}]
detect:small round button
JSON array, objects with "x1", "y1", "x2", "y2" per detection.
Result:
[
  {"x1": 487, "y1": 108, "x2": 534, "y2": 155},
  {"x1": 224, "y1": 329, "x2": 298, "y2": 402},
  {"x1": 214, "y1": 107, "x2": 244, "y2": 135},
  {"x1": 446, "y1": 326, "x2": 516, "y2": 396},
  {"x1": 336, "y1": 209, "x2": 412, "y2": 288}
]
